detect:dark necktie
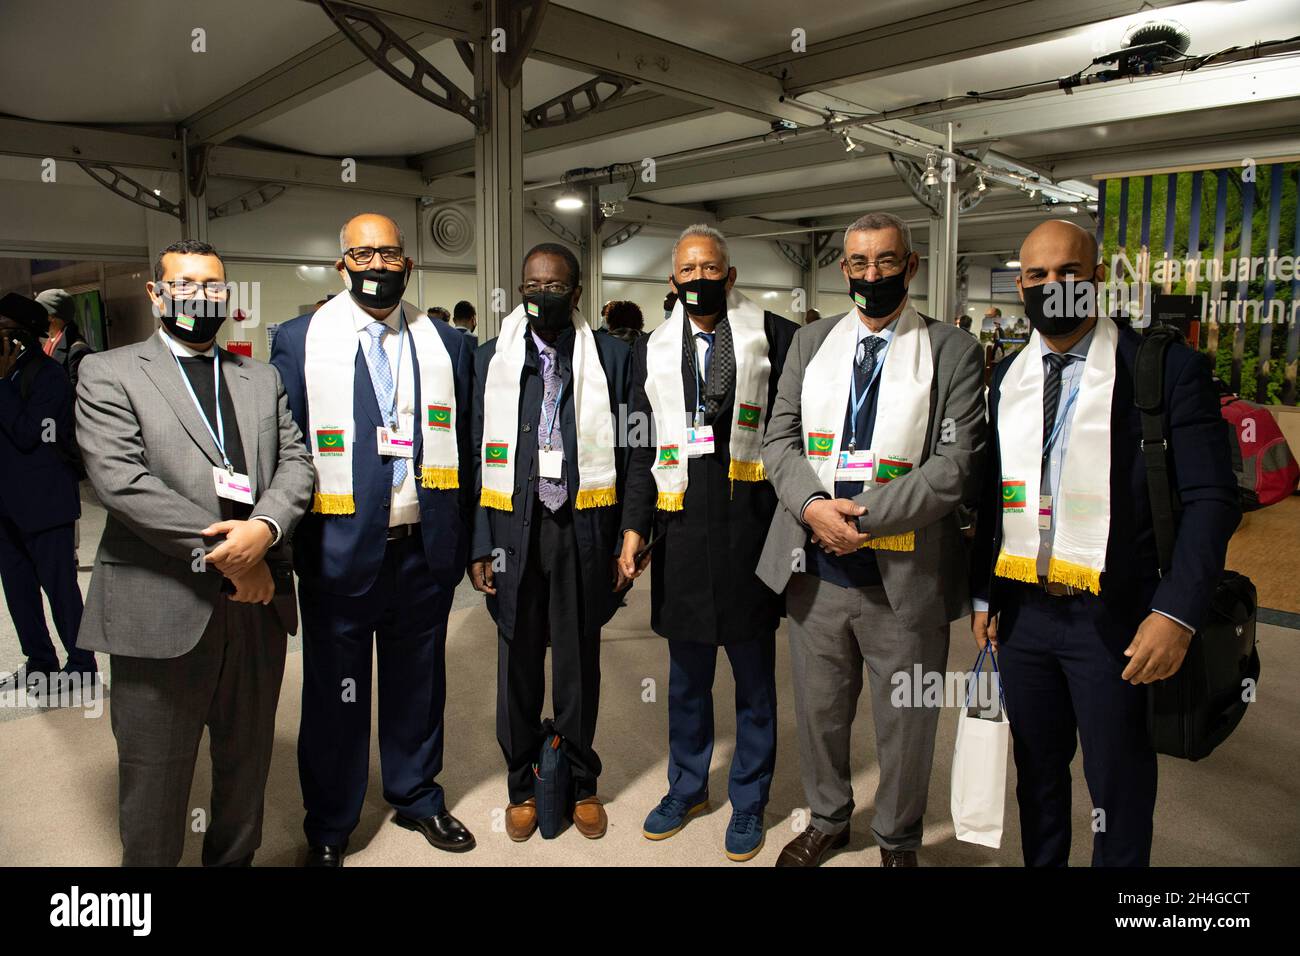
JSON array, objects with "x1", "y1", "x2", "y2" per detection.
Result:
[
  {"x1": 1042, "y1": 352, "x2": 1074, "y2": 452},
  {"x1": 696, "y1": 331, "x2": 715, "y2": 384},
  {"x1": 538, "y1": 345, "x2": 567, "y2": 512},
  {"x1": 855, "y1": 336, "x2": 885, "y2": 395}
]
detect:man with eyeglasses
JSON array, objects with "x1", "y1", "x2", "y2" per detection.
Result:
[
  {"x1": 74, "y1": 239, "x2": 314, "y2": 865},
  {"x1": 271, "y1": 214, "x2": 476, "y2": 866},
  {"x1": 757, "y1": 211, "x2": 986, "y2": 866},
  {"x1": 469, "y1": 243, "x2": 632, "y2": 842},
  {"x1": 617, "y1": 224, "x2": 797, "y2": 862}
]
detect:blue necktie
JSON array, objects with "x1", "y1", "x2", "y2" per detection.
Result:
[
  {"x1": 366, "y1": 322, "x2": 406, "y2": 489},
  {"x1": 696, "y1": 331, "x2": 715, "y2": 384}
]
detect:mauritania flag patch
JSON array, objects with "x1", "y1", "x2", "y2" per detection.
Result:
[
  {"x1": 685, "y1": 290, "x2": 699, "y2": 305},
  {"x1": 485, "y1": 441, "x2": 509, "y2": 466},
  {"x1": 316, "y1": 429, "x2": 346, "y2": 455},
  {"x1": 853, "y1": 291, "x2": 867, "y2": 309},
  {"x1": 1002, "y1": 479, "x2": 1027, "y2": 511},
  {"x1": 875, "y1": 457, "x2": 913, "y2": 482},
  {"x1": 807, "y1": 432, "x2": 835, "y2": 459},
  {"x1": 658, "y1": 445, "x2": 681, "y2": 467},
  {"x1": 737, "y1": 403, "x2": 761, "y2": 430},
  {"x1": 362, "y1": 279, "x2": 379, "y2": 296},
  {"x1": 427, "y1": 404, "x2": 452, "y2": 429},
  {"x1": 525, "y1": 301, "x2": 539, "y2": 317}
]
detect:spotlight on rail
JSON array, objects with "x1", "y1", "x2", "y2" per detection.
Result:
[{"x1": 554, "y1": 188, "x2": 585, "y2": 211}]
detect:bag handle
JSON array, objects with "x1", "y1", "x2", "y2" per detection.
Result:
[
  {"x1": 1134, "y1": 325, "x2": 1183, "y2": 576},
  {"x1": 966, "y1": 644, "x2": 1008, "y2": 716}
]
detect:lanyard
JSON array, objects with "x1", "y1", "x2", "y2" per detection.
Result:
[
  {"x1": 173, "y1": 350, "x2": 232, "y2": 472},
  {"x1": 367, "y1": 313, "x2": 407, "y2": 429},
  {"x1": 847, "y1": 334, "x2": 887, "y2": 449},
  {"x1": 1042, "y1": 383, "x2": 1080, "y2": 462}
]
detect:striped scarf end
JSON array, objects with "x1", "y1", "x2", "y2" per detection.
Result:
[
  {"x1": 575, "y1": 486, "x2": 618, "y2": 510},
  {"x1": 419, "y1": 466, "x2": 460, "y2": 490},
  {"x1": 480, "y1": 488, "x2": 514, "y2": 512},
  {"x1": 994, "y1": 552, "x2": 1039, "y2": 584},
  {"x1": 864, "y1": 531, "x2": 915, "y2": 552},
  {"x1": 728, "y1": 458, "x2": 766, "y2": 482},
  {"x1": 1048, "y1": 558, "x2": 1102, "y2": 595},
  {"x1": 655, "y1": 491, "x2": 685, "y2": 512},
  {"x1": 312, "y1": 493, "x2": 356, "y2": 515}
]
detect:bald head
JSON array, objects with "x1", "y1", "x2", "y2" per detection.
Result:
[
  {"x1": 1018, "y1": 219, "x2": 1100, "y2": 288},
  {"x1": 339, "y1": 213, "x2": 404, "y2": 254}
]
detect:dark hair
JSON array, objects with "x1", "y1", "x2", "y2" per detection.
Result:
[
  {"x1": 153, "y1": 238, "x2": 225, "y2": 282},
  {"x1": 664, "y1": 291, "x2": 678, "y2": 311},
  {"x1": 452, "y1": 299, "x2": 476, "y2": 321},
  {"x1": 958, "y1": 315, "x2": 972, "y2": 331},
  {"x1": 523, "y1": 242, "x2": 580, "y2": 287},
  {"x1": 428, "y1": 306, "x2": 450, "y2": 320},
  {"x1": 606, "y1": 300, "x2": 644, "y2": 332}
]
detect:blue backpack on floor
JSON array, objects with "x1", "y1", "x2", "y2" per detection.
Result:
[{"x1": 534, "y1": 719, "x2": 572, "y2": 839}]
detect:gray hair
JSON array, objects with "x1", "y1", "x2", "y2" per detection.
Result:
[
  {"x1": 339, "y1": 215, "x2": 405, "y2": 254},
  {"x1": 671, "y1": 223, "x2": 729, "y2": 266},
  {"x1": 843, "y1": 211, "x2": 912, "y2": 255}
]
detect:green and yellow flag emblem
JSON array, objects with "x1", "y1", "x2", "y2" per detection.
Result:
[
  {"x1": 737, "y1": 403, "x2": 761, "y2": 431},
  {"x1": 427, "y1": 404, "x2": 452, "y2": 430},
  {"x1": 1001, "y1": 479, "x2": 1027, "y2": 512},
  {"x1": 875, "y1": 457, "x2": 913, "y2": 482},
  {"x1": 485, "y1": 441, "x2": 509, "y2": 467},
  {"x1": 658, "y1": 445, "x2": 681, "y2": 467},
  {"x1": 807, "y1": 431, "x2": 835, "y2": 459},
  {"x1": 316, "y1": 429, "x2": 346, "y2": 456}
]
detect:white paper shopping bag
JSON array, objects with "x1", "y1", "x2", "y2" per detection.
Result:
[{"x1": 951, "y1": 645, "x2": 1010, "y2": 848}]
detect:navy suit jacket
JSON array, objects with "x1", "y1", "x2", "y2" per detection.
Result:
[
  {"x1": 470, "y1": 326, "x2": 633, "y2": 640},
  {"x1": 271, "y1": 303, "x2": 475, "y2": 597},
  {"x1": 971, "y1": 325, "x2": 1241, "y2": 634},
  {"x1": 0, "y1": 349, "x2": 81, "y2": 533}
]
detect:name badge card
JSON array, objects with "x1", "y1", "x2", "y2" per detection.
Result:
[
  {"x1": 377, "y1": 424, "x2": 415, "y2": 459},
  {"x1": 213, "y1": 467, "x2": 255, "y2": 504},
  {"x1": 686, "y1": 425, "x2": 715, "y2": 457},
  {"x1": 539, "y1": 447, "x2": 564, "y2": 479},
  {"x1": 835, "y1": 449, "x2": 875, "y2": 482},
  {"x1": 1038, "y1": 494, "x2": 1053, "y2": 530}
]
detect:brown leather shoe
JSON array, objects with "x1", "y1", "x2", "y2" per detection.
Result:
[
  {"x1": 774, "y1": 824, "x2": 849, "y2": 867},
  {"x1": 879, "y1": 848, "x2": 918, "y2": 867},
  {"x1": 505, "y1": 798, "x2": 537, "y2": 842},
  {"x1": 573, "y1": 796, "x2": 608, "y2": 839}
]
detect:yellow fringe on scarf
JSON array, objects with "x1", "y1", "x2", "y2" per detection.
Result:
[
  {"x1": 312, "y1": 493, "x2": 355, "y2": 515},
  {"x1": 1048, "y1": 557, "x2": 1102, "y2": 594},
  {"x1": 656, "y1": 490, "x2": 685, "y2": 512},
  {"x1": 419, "y1": 466, "x2": 459, "y2": 490},
  {"x1": 994, "y1": 551, "x2": 1039, "y2": 584},
  {"x1": 863, "y1": 531, "x2": 915, "y2": 552},
  {"x1": 728, "y1": 458, "x2": 766, "y2": 482},
  {"x1": 576, "y1": 486, "x2": 618, "y2": 509},
  {"x1": 480, "y1": 487, "x2": 514, "y2": 512}
]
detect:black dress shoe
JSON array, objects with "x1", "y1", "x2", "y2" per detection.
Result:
[
  {"x1": 394, "y1": 811, "x2": 476, "y2": 853},
  {"x1": 304, "y1": 843, "x2": 346, "y2": 867},
  {"x1": 775, "y1": 824, "x2": 850, "y2": 867}
]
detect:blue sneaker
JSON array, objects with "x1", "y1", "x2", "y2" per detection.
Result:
[
  {"x1": 725, "y1": 809, "x2": 765, "y2": 861},
  {"x1": 642, "y1": 794, "x2": 709, "y2": 840}
]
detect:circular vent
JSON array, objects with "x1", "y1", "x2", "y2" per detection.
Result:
[
  {"x1": 429, "y1": 205, "x2": 474, "y2": 255},
  {"x1": 1122, "y1": 19, "x2": 1192, "y2": 58}
]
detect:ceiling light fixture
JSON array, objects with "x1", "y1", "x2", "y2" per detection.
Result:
[
  {"x1": 1005, "y1": 259, "x2": 1021, "y2": 268},
  {"x1": 554, "y1": 187, "x2": 585, "y2": 211},
  {"x1": 922, "y1": 154, "x2": 941, "y2": 187}
]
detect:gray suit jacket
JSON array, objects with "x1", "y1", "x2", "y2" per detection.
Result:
[
  {"x1": 75, "y1": 331, "x2": 315, "y2": 659},
  {"x1": 757, "y1": 308, "x2": 986, "y2": 632}
]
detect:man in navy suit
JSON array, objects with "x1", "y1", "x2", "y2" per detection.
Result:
[
  {"x1": 271, "y1": 214, "x2": 476, "y2": 866},
  {"x1": 970, "y1": 220, "x2": 1240, "y2": 866},
  {"x1": 0, "y1": 293, "x2": 95, "y2": 690}
]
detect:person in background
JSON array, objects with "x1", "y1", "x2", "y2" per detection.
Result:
[
  {"x1": 428, "y1": 306, "x2": 450, "y2": 323},
  {"x1": 452, "y1": 300, "x2": 477, "y2": 342},
  {"x1": 0, "y1": 293, "x2": 94, "y2": 691},
  {"x1": 36, "y1": 289, "x2": 94, "y2": 390},
  {"x1": 804, "y1": 309, "x2": 821, "y2": 325},
  {"x1": 603, "y1": 300, "x2": 644, "y2": 347},
  {"x1": 663, "y1": 291, "x2": 678, "y2": 323}
]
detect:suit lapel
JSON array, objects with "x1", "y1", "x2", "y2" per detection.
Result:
[
  {"x1": 223, "y1": 351, "x2": 261, "y2": 485},
  {"x1": 138, "y1": 331, "x2": 224, "y2": 469},
  {"x1": 354, "y1": 343, "x2": 383, "y2": 429}
]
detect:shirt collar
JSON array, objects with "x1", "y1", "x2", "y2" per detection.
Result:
[
  {"x1": 158, "y1": 327, "x2": 214, "y2": 358},
  {"x1": 1037, "y1": 322, "x2": 1096, "y2": 362},
  {"x1": 350, "y1": 295, "x2": 403, "y2": 334}
]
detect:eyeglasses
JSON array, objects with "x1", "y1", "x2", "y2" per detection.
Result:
[
  {"x1": 157, "y1": 279, "x2": 230, "y2": 299},
  {"x1": 676, "y1": 263, "x2": 727, "y2": 278},
  {"x1": 520, "y1": 281, "x2": 573, "y2": 296},
  {"x1": 344, "y1": 246, "x2": 405, "y2": 266},
  {"x1": 843, "y1": 254, "x2": 908, "y2": 278}
]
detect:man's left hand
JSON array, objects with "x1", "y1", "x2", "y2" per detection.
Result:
[
  {"x1": 203, "y1": 519, "x2": 274, "y2": 577},
  {"x1": 1121, "y1": 612, "x2": 1193, "y2": 684}
]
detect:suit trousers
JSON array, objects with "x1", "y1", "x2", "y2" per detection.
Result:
[
  {"x1": 0, "y1": 511, "x2": 92, "y2": 671},
  {"x1": 109, "y1": 596, "x2": 286, "y2": 866},
  {"x1": 497, "y1": 502, "x2": 602, "y2": 804},
  {"x1": 666, "y1": 634, "x2": 777, "y2": 814},
  {"x1": 786, "y1": 572, "x2": 949, "y2": 850},
  {"x1": 298, "y1": 530, "x2": 454, "y2": 846},
  {"x1": 997, "y1": 583, "x2": 1158, "y2": 866}
]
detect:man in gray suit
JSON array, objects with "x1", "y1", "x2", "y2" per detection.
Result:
[
  {"x1": 758, "y1": 212, "x2": 985, "y2": 867},
  {"x1": 76, "y1": 239, "x2": 314, "y2": 866}
]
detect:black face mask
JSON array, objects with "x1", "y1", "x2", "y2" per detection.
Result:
[
  {"x1": 524, "y1": 291, "x2": 574, "y2": 335},
  {"x1": 848, "y1": 270, "x2": 909, "y2": 319},
  {"x1": 344, "y1": 264, "x2": 409, "y2": 311},
  {"x1": 1022, "y1": 279, "x2": 1095, "y2": 337},
  {"x1": 159, "y1": 294, "x2": 227, "y2": 344},
  {"x1": 673, "y1": 277, "x2": 728, "y2": 317}
]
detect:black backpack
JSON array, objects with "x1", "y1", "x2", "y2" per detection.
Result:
[
  {"x1": 1135, "y1": 325, "x2": 1259, "y2": 761},
  {"x1": 533, "y1": 719, "x2": 572, "y2": 839}
]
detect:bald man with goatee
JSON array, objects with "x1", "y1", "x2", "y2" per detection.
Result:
[
  {"x1": 970, "y1": 220, "x2": 1239, "y2": 866},
  {"x1": 272, "y1": 213, "x2": 477, "y2": 865}
]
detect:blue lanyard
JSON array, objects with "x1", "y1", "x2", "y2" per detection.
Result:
[
  {"x1": 1042, "y1": 383, "x2": 1080, "y2": 462},
  {"x1": 543, "y1": 379, "x2": 564, "y2": 449},
  {"x1": 172, "y1": 349, "x2": 232, "y2": 472},
  {"x1": 847, "y1": 334, "x2": 887, "y2": 448},
  {"x1": 368, "y1": 313, "x2": 407, "y2": 429}
]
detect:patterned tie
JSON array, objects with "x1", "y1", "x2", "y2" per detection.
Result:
[
  {"x1": 1042, "y1": 352, "x2": 1074, "y2": 453},
  {"x1": 366, "y1": 322, "x2": 406, "y2": 489},
  {"x1": 696, "y1": 331, "x2": 715, "y2": 383},
  {"x1": 855, "y1": 335, "x2": 885, "y2": 390},
  {"x1": 538, "y1": 345, "x2": 567, "y2": 511}
]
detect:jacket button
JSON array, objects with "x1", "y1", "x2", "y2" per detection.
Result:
[
  {"x1": 381, "y1": 502, "x2": 390, "y2": 510},
  {"x1": 522, "y1": 423, "x2": 531, "y2": 432},
  {"x1": 507, "y1": 547, "x2": 515, "y2": 556}
]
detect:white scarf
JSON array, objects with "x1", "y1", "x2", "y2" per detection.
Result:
[
  {"x1": 645, "y1": 288, "x2": 771, "y2": 510},
  {"x1": 304, "y1": 294, "x2": 459, "y2": 515},
  {"x1": 995, "y1": 315, "x2": 1116, "y2": 594},
  {"x1": 800, "y1": 303, "x2": 933, "y2": 551},
  {"x1": 480, "y1": 304, "x2": 617, "y2": 511}
]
